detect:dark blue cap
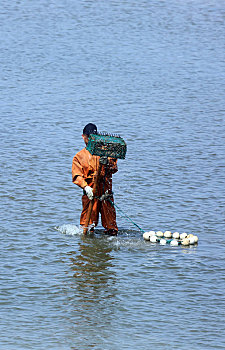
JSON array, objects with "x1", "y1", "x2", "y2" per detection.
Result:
[{"x1": 83, "y1": 123, "x2": 98, "y2": 136}]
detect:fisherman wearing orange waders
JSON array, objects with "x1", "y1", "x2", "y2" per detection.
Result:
[{"x1": 72, "y1": 123, "x2": 118, "y2": 236}]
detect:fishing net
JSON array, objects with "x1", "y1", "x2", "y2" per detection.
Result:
[{"x1": 86, "y1": 133, "x2": 127, "y2": 159}]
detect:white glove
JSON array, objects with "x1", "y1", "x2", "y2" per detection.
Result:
[{"x1": 84, "y1": 186, "x2": 93, "y2": 200}]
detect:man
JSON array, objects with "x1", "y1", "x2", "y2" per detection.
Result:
[{"x1": 72, "y1": 123, "x2": 118, "y2": 236}]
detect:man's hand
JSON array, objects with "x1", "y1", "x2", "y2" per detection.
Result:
[{"x1": 84, "y1": 186, "x2": 93, "y2": 200}]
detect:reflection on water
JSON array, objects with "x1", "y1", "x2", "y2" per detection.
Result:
[
  {"x1": 63, "y1": 236, "x2": 119, "y2": 346},
  {"x1": 68, "y1": 236, "x2": 117, "y2": 298}
]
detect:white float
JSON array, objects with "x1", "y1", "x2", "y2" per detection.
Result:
[
  {"x1": 193, "y1": 235, "x2": 199, "y2": 243},
  {"x1": 172, "y1": 232, "x2": 180, "y2": 239},
  {"x1": 143, "y1": 232, "x2": 151, "y2": 241},
  {"x1": 156, "y1": 231, "x2": 164, "y2": 237},
  {"x1": 189, "y1": 237, "x2": 195, "y2": 245},
  {"x1": 181, "y1": 238, "x2": 190, "y2": 246},
  {"x1": 150, "y1": 235, "x2": 158, "y2": 243},
  {"x1": 164, "y1": 231, "x2": 172, "y2": 238},
  {"x1": 143, "y1": 231, "x2": 156, "y2": 240},
  {"x1": 160, "y1": 238, "x2": 167, "y2": 245},
  {"x1": 180, "y1": 232, "x2": 188, "y2": 240},
  {"x1": 170, "y1": 239, "x2": 179, "y2": 246},
  {"x1": 149, "y1": 231, "x2": 156, "y2": 236}
]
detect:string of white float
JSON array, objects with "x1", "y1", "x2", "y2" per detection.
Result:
[{"x1": 143, "y1": 231, "x2": 199, "y2": 246}]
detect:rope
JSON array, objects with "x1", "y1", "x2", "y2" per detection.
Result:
[{"x1": 107, "y1": 198, "x2": 145, "y2": 233}]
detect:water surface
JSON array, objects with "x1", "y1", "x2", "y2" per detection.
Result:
[{"x1": 1, "y1": 0, "x2": 225, "y2": 349}]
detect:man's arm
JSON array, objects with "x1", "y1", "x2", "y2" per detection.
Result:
[{"x1": 72, "y1": 156, "x2": 88, "y2": 189}]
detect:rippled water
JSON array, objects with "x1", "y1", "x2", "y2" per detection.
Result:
[{"x1": 1, "y1": 0, "x2": 225, "y2": 349}]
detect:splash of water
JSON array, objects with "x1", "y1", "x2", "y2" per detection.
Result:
[{"x1": 56, "y1": 224, "x2": 82, "y2": 236}]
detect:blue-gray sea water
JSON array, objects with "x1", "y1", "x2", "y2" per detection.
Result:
[{"x1": 1, "y1": 0, "x2": 225, "y2": 349}]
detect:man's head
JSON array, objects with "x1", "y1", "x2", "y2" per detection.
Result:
[{"x1": 82, "y1": 123, "x2": 97, "y2": 145}]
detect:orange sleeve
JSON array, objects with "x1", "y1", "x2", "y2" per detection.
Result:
[
  {"x1": 72, "y1": 155, "x2": 88, "y2": 189},
  {"x1": 72, "y1": 148, "x2": 118, "y2": 189}
]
